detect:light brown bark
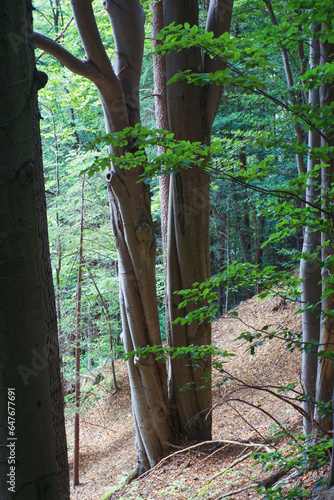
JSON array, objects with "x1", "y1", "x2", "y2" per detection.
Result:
[
  {"x1": 151, "y1": 0, "x2": 171, "y2": 345},
  {"x1": 163, "y1": 0, "x2": 233, "y2": 440}
]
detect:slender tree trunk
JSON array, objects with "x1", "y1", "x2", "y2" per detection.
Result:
[
  {"x1": 314, "y1": 35, "x2": 334, "y2": 430},
  {"x1": 225, "y1": 202, "x2": 230, "y2": 312},
  {"x1": 34, "y1": 59, "x2": 70, "y2": 500},
  {"x1": 300, "y1": 28, "x2": 322, "y2": 435},
  {"x1": 0, "y1": 1, "x2": 61, "y2": 497},
  {"x1": 151, "y1": 0, "x2": 171, "y2": 344},
  {"x1": 263, "y1": 0, "x2": 306, "y2": 175},
  {"x1": 73, "y1": 178, "x2": 85, "y2": 486}
]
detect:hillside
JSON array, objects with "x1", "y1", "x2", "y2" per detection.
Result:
[{"x1": 67, "y1": 294, "x2": 330, "y2": 499}]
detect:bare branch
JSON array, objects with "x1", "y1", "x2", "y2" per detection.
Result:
[
  {"x1": 135, "y1": 439, "x2": 273, "y2": 482},
  {"x1": 209, "y1": 450, "x2": 254, "y2": 481},
  {"x1": 205, "y1": 0, "x2": 234, "y2": 129},
  {"x1": 33, "y1": 32, "x2": 98, "y2": 81},
  {"x1": 36, "y1": 16, "x2": 74, "y2": 62},
  {"x1": 70, "y1": 0, "x2": 115, "y2": 81}
]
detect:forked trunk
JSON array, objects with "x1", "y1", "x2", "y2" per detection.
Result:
[{"x1": 34, "y1": 0, "x2": 234, "y2": 472}]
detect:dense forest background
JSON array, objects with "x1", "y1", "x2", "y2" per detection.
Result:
[{"x1": 34, "y1": 0, "x2": 309, "y2": 377}]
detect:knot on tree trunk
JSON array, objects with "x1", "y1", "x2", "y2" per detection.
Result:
[
  {"x1": 135, "y1": 222, "x2": 151, "y2": 244},
  {"x1": 134, "y1": 353, "x2": 155, "y2": 371}
]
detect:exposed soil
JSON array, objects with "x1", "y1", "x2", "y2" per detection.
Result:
[{"x1": 67, "y1": 294, "x2": 330, "y2": 499}]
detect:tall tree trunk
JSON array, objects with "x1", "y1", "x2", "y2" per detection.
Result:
[
  {"x1": 0, "y1": 0, "x2": 61, "y2": 497},
  {"x1": 300, "y1": 27, "x2": 322, "y2": 436},
  {"x1": 151, "y1": 0, "x2": 171, "y2": 344},
  {"x1": 73, "y1": 178, "x2": 84, "y2": 487},
  {"x1": 163, "y1": 0, "x2": 233, "y2": 440},
  {"x1": 314, "y1": 35, "x2": 334, "y2": 430},
  {"x1": 225, "y1": 202, "x2": 230, "y2": 312},
  {"x1": 34, "y1": 56, "x2": 70, "y2": 500},
  {"x1": 263, "y1": 0, "x2": 306, "y2": 175}
]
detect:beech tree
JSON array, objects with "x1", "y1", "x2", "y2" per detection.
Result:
[
  {"x1": 34, "y1": 0, "x2": 233, "y2": 473},
  {"x1": 300, "y1": 25, "x2": 322, "y2": 435},
  {"x1": 163, "y1": 0, "x2": 233, "y2": 439},
  {"x1": 314, "y1": 32, "x2": 334, "y2": 429},
  {"x1": 0, "y1": 0, "x2": 69, "y2": 498}
]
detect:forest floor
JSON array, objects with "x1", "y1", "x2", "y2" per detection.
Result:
[{"x1": 67, "y1": 294, "x2": 330, "y2": 500}]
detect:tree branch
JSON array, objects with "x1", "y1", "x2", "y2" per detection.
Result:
[
  {"x1": 36, "y1": 15, "x2": 74, "y2": 62},
  {"x1": 103, "y1": 0, "x2": 145, "y2": 126},
  {"x1": 33, "y1": 32, "x2": 99, "y2": 81},
  {"x1": 205, "y1": 0, "x2": 234, "y2": 129},
  {"x1": 70, "y1": 0, "x2": 115, "y2": 81}
]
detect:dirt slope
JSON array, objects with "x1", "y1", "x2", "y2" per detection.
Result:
[{"x1": 67, "y1": 295, "x2": 330, "y2": 499}]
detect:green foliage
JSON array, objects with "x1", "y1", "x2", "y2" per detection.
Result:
[
  {"x1": 173, "y1": 262, "x2": 301, "y2": 323},
  {"x1": 83, "y1": 123, "x2": 223, "y2": 180},
  {"x1": 253, "y1": 435, "x2": 331, "y2": 499},
  {"x1": 123, "y1": 343, "x2": 234, "y2": 363}
]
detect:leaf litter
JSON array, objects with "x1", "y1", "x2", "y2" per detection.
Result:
[{"x1": 67, "y1": 294, "x2": 330, "y2": 499}]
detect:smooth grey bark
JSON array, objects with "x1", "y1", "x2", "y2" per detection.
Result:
[
  {"x1": 163, "y1": 0, "x2": 233, "y2": 439},
  {"x1": 35, "y1": 0, "x2": 172, "y2": 472},
  {"x1": 0, "y1": 0, "x2": 60, "y2": 497},
  {"x1": 314, "y1": 36, "x2": 334, "y2": 430},
  {"x1": 300, "y1": 29, "x2": 322, "y2": 436}
]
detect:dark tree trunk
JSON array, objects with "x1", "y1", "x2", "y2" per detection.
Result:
[{"x1": 0, "y1": 0, "x2": 65, "y2": 497}]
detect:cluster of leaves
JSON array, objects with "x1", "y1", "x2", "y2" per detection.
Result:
[
  {"x1": 83, "y1": 123, "x2": 223, "y2": 180},
  {"x1": 253, "y1": 434, "x2": 331, "y2": 499},
  {"x1": 173, "y1": 261, "x2": 301, "y2": 324},
  {"x1": 123, "y1": 343, "x2": 234, "y2": 364}
]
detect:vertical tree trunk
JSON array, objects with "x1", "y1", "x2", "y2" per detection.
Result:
[
  {"x1": 102, "y1": 0, "x2": 172, "y2": 472},
  {"x1": 151, "y1": 0, "x2": 171, "y2": 344},
  {"x1": 73, "y1": 178, "x2": 84, "y2": 487},
  {"x1": 0, "y1": 1, "x2": 60, "y2": 497},
  {"x1": 300, "y1": 28, "x2": 322, "y2": 436},
  {"x1": 34, "y1": 59, "x2": 70, "y2": 500},
  {"x1": 163, "y1": 0, "x2": 233, "y2": 440},
  {"x1": 225, "y1": 202, "x2": 230, "y2": 312},
  {"x1": 263, "y1": 0, "x2": 306, "y2": 175},
  {"x1": 164, "y1": 0, "x2": 212, "y2": 440},
  {"x1": 314, "y1": 35, "x2": 334, "y2": 430}
]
